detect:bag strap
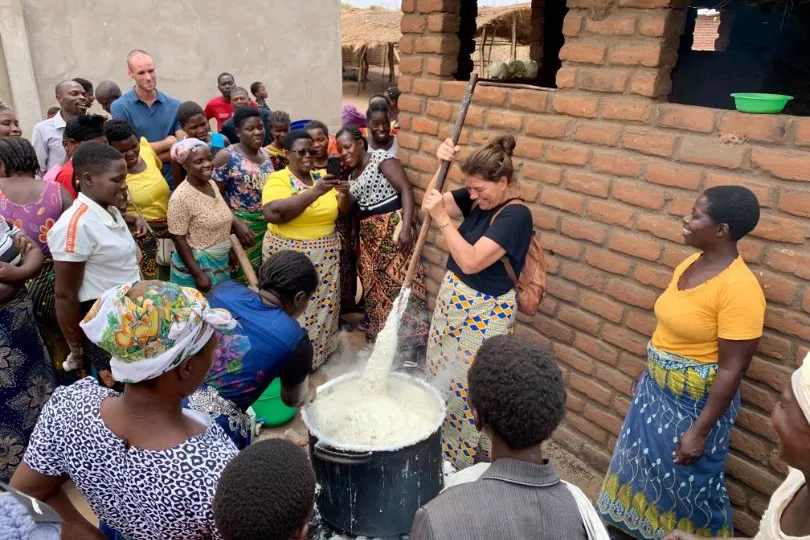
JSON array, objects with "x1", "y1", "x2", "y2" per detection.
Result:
[{"x1": 488, "y1": 199, "x2": 525, "y2": 289}]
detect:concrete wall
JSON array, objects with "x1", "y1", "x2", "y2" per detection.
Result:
[
  {"x1": 3, "y1": 0, "x2": 342, "y2": 136},
  {"x1": 399, "y1": 0, "x2": 810, "y2": 535}
]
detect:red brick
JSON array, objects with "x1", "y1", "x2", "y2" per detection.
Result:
[
  {"x1": 592, "y1": 152, "x2": 642, "y2": 177},
  {"x1": 528, "y1": 204, "x2": 559, "y2": 230},
  {"x1": 585, "y1": 13, "x2": 638, "y2": 35},
  {"x1": 719, "y1": 111, "x2": 787, "y2": 143},
  {"x1": 416, "y1": 0, "x2": 460, "y2": 14},
  {"x1": 403, "y1": 0, "x2": 416, "y2": 12},
  {"x1": 584, "y1": 405, "x2": 624, "y2": 437},
  {"x1": 758, "y1": 331, "x2": 795, "y2": 362},
  {"x1": 581, "y1": 443, "x2": 613, "y2": 472},
  {"x1": 565, "y1": 410, "x2": 609, "y2": 443},
  {"x1": 626, "y1": 310, "x2": 658, "y2": 336},
  {"x1": 730, "y1": 429, "x2": 768, "y2": 462},
  {"x1": 453, "y1": 104, "x2": 484, "y2": 127},
  {"x1": 399, "y1": 35, "x2": 415, "y2": 54},
  {"x1": 562, "y1": 262, "x2": 606, "y2": 291},
  {"x1": 622, "y1": 129, "x2": 676, "y2": 157},
  {"x1": 515, "y1": 323, "x2": 553, "y2": 350},
  {"x1": 426, "y1": 13, "x2": 460, "y2": 32},
  {"x1": 401, "y1": 14, "x2": 427, "y2": 33},
  {"x1": 532, "y1": 313, "x2": 576, "y2": 344},
  {"x1": 796, "y1": 118, "x2": 810, "y2": 145},
  {"x1": 609, "y1": 230, "x2": 663, "y2": 261},
  {"x1": 411, "y1": 116, "x2": 439, "y2": 136},
  {"x1": 573, "y1": 122, "x2": 620, "y2": 146},
  {"x1": 399, "y1": 56, "x2": 424, "y2": 75},
  {"x1": 562, "y1": 11, "x2": 584, "y2": 36},
  {"x1": 569, "y1": 373, "x2": 612, "y2": 408},
  {"x1": 608, "y1": 40, "x2": 664, "y2": 67},
  {"x1": 612, "y1": 179, "x2": 667, "y2": 210},
  {"x1": 526, "y1": 116, "x2": 570, "y2": 139},
  {"x1": 585, "y1": 246, "x2": 634, "y2": 275},
  {"x1": 558, "y1": 304, "x2": 603, "y2": 335},
  {"x1": 414, "y1": 36, "x2": 459, "y2": 55},
  {"x1": 513, "y1": 137, "x2": 544, "y2": 159},
  {"x1": 545, "y1": 143, "x2": 590, "y2": 166},
  {"x1": 472, "y1": 85, "x2": 508, "y2": 106},
  {"x1": 564, "y1": 170, "x2": 611, "y2": 198},
  {"x1": 778, "y1": 190, "x2": 810, "y2": 218},
  {"x1": 509, "y1": 89, "x2": 549, "y2": 112},
  {"x1": 398, "y1": 75, "x2": 413, "y2": 93},
  {"x1": 397, "y1": 132, "x2": 421, "y2": 150},
  {"x1": 757, "y1": 272, "x2": 799, "y2": 304},
  {"x1": 409, "y1": 153, "x2": 438, "y2": 173},
  {"x1": 398, "y1": 95, "x2": 424, "y2": 115},
  {"x1": 602, "y1": 324, "x2": 649, "y2": 356},
  {"x1": 618, "y1": 353, "x2": 644, "y2": 378},
  {"x1": 552, "y1": 425, "x2": 587, "y2": 453},
  {"x1": 662, "y1": 245, "x2": 694, "y2": 268},
  {"x1": 560, "y1": 41, "x2": 607, "y2": 65},
  {"x1": 553, "y1": 343, "x2": 594, "y2": 374},
  {"x1": 586, "y1": 199, "x2": 635, "y2": 227},
  {"x1": 751, "y1": 148, "x2": 810, "y2": 182},
  {"x1": 595, "y1": 365, "x2": 636, "y2": 396},
  {"x1": 580, "y1": 290, "x2": 625, "y2": 323},
  {"x1": 540, "y1": 232, "x2": 584, "y2": 260},
  {"x1": 704, "y1": 172, "x2": 773, "y2": 208},
  {"x1": 747, "y1": 357, "x2": 793, "y2": 393},
  {"x1": 412, "y1": 78, "x2": 441, "y2": 96},
  {"x1": 578, "y1": 69, "x2": 628, "y2": 93},
  {"x1": 666, "y1": 194, "x2": 694, "y2": 217},
  {"x1": 606, "y1": 279, "x2": 658, "y2": 309},
  {"x1": 425, "y1": 100, "x2": 452, "y2": 120},
  {"x1": 726, "y1": 454, "x2": 782, "y2": 496},
  {"x1": 739, "y1": 379, "x2": 778, "y2": 413},
  {"x1": 751, "y1": 215, "x2": 806, "y2": 244},
  {"x1": 635, "y1": 213, "x2": 685, "y2": 243},
  {"x1": 644, "y1": 160, "x2": 702, "y2": 190},
  {"x1": 638, "y1": 12, "x2": 668, "y2": 36},
  {"x1": 540, "y1": 186, "x2": 586, "y2": 214},
  {"x1": 560, "y1": 217, "x2": 606, "y2": 245},
  {"x1": 630, "y1": 70, "x2": 671, "y2": 98},
  {"x1": 765, "y1": 306, "x2": 810, "y2": 340},
  {"x1": 556, "y1": 67, "x2": 577, "y2": 89},
  {"x1": 602, "y1": 98, "x2": 652, "y2": 123},
  {"x1": 488, "y1": 110, "x2": 523, "y2": 130},
  {"x1": 421, "y1": 136, "x2": 440, "y2": 156},
  {"x1": 440, "y1": 81, "x2": 466, "y2": 101},
  {"x1": 656, "y1": 104, "x2": 716, "y2": 133},
  {"x1": 575, "y1": 332, "x2": 620, "y2": 365},
  {"x1": 553, "y1": 93, "x2": 599, "y2": 118},
  {"x1": 521, "y1": 162, "x2": 562, "y2": 185},
  {"x1": 519, "y1": 183, "x2": 539, "y2": 202},
  {"x1": 634, "y1": 263, "x2": 672, "y2": 290},
  {"x1": 546, "y1": 276, "x2": 580, "y2": 302},
  {"x1": 566, "y1": 392, "x2": 586, "y2": 413},
  {"x1": 425, "y1": 56, "x2": 457, "y2": 77},
  {"x1": 739, "y1": 239, "x2": 765, "y2": 265},
  {"x1": 765, "y1": 248, "x2": 810, "y2": 280}
]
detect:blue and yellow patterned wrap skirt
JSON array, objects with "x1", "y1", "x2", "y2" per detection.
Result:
[
  {"x1": 596, "y1": 343, "x2": 737, "y2": 539},
  {"x1": 426, "y1": 270, "x2": 516, "y2": 471}
]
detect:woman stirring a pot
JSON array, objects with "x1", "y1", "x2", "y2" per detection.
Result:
[{"x1": 421, "y1": 136, "x2": 533, "y2": 471}]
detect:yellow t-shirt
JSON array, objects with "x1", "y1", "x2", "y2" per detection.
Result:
[
  {"x1": 261, "y1": 169, "x2": 338, "y2": 240},
  {"x1": 127, "y1": 138, "x2": 170, "y2": 222},
  {"x1": 650, "y1": 253, "x2": 765, "y2": 364}
]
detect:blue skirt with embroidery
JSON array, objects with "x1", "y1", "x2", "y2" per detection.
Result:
[{"x1": 596, "y1": 343, "x2": 737, "y2": 539}]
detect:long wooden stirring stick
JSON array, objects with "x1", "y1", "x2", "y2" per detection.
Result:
[
  {"x1": 230, "y1": 234, "x2": 259, "y2": 291},
  {"x1": 402, "y1": 73, "x2": 479, "y2": 289}
]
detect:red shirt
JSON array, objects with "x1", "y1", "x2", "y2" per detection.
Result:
[
  {"x1": 54, "y1": 161, "x2": 76, "y2": 198},
  {"x1": 205, "y1": 96, "x2": 261, "y2": 131}
]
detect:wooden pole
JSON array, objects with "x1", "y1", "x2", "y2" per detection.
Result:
[
  {"x1": 230, "y1": 234, "x2": 259, "y2": 291},
  {"x1": 402, "y1": 73, "x2": 479, "y2": 289},
  {"x1": 388, "y1": 42, "x2": 396, "y2": 84},
  {"x1": 479, "y1": 26, "x2": 487, "y2": 77},
  {"x1": 511, "y1": 13, "x2": 518, "y2": 61}
]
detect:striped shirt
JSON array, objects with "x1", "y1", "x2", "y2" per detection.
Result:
[
  {"x1": 47, "y1": 193, "x2": 140, "y2": 302},
  {"x1": 410, "y1": 459, "x2": 589, "y2": 540}
]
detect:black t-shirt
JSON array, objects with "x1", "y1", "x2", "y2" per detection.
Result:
[{"x1": 446, "y1": 189, "x2": 533, "y2": 297}]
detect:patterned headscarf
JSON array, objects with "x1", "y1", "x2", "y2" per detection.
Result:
[
  {"x1": 170, "y1": 137, "x2": 208, "y2": 165},
  {"x1": 792, "y1": 351, "x2": 810, "y2": 424},
  {"x1": 80, "y1": 281, "x2": 238, "y2": 383}
]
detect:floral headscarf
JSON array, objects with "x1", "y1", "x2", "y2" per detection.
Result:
[
  {"x1": 170, "y1": 137, "x2": 208, "y2": 165},
  {"x1": 80, "y1": 282, "x2": 240, "y2": 383}
]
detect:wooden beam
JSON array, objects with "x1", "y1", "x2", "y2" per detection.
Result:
[
  {"x1": 511, "y1": 13, "x2": 517, "y2": 61},
  {"x1": 479, "y1": 25, "x2": 487, "y2": 77}
]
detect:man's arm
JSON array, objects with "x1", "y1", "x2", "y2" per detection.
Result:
[{"x1": 30, "y1": 124, "x2": 48, "y2": 173}]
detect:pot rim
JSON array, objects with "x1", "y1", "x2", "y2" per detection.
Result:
[{"x1": 301, "y1": 371, "x2": 447, "y2": 453}]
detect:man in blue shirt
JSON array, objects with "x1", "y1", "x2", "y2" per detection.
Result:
[{"x1": 111, "y1": 49, "x2": 182, "y2": 180}]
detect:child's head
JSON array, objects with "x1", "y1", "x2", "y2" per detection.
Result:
[
  {"x1": 214, "y1": 439, "x2": 315, "y2": 540},
  {"x1": 177, "y1": 101, "x2": 210, "y2": 142},
  {"x1": 250, "y1": 81, "x2": 267, "y2": 100},
  {"x1": 469, "y1": 335, "x2": 565, "y2": 451},
  {"x1": 72, "y1": 141, "x2": 127, "y2": 209},
  {"x1": 268, "y1": 110, "x2": 291, "y2": 148}
]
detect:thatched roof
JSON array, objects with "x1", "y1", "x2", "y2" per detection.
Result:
[
  {"x1": 476, "y1": 3, "x2": 533, "y2": 43},
  {"x1": 341, "y1": 7, "x2": 402, "y2": 52}
]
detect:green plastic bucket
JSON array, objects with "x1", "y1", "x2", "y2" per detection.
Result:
[
  {"x1": 252, "y1": 378, "x2": 296, "y2": 427},
  {"x1": 730, "y1": 93, "x2": 793, "y2": 114}
]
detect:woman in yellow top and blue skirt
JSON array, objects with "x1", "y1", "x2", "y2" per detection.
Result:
[
  {"x1": 262, "y1": 130, "x2": 351, "y2": 369},
  {"x1": 105, "y1": 120, "x2": 171, "y2": 280},
  {"x1": 421, "y1": 136, "x2": 534, "y2": 471},
  {"x1": 597, "y1": 186, "x2": 766, "y2": 540}
]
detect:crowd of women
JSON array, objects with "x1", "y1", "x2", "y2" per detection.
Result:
[{"x1": 0, "y1": 70, "x2": 808, "y2": 540}]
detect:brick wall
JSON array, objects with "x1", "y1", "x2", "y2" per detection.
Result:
[{"x1": 399, "y1": 0, "x2": 810, "y2": 534}]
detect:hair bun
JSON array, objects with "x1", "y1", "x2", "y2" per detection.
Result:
[{"x1": 494, "y1": 135, "x2": 516, "y2": 158}]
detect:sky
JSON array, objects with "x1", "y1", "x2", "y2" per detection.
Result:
[{"x1": 345, "y1": 0, "x2": 522, "y2": 7}]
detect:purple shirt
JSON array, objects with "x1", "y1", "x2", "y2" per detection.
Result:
[{"x1": 0, "y1": 181, "x2": 64, "y2": 256}]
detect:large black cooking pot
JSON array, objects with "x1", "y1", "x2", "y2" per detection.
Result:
[{"x1": 302, "y1": 372, "x2": 445, "y2": 537}]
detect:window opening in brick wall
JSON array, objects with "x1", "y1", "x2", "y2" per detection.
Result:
[
  {"x1": 669, "y1": 1, "x2": 810, "y2": 115},
  {"x1": 455, "y1": 0, "x2": 567, "y2": 88}
]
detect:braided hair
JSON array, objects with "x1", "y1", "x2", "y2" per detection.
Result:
[
  {"x1": 0, "y1": 137, "x2": 39, "y2": 176},
  {"x1": 258, "y1": 250, "x2": 318, "y2": 301},
  {"x1": 335, "y1": 124, "x2": 368, "y2": 150}
]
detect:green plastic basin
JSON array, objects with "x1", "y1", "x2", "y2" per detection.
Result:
[
  {"x1": 730, "y1": 93, "x2": 793, "y2": 114},
  {"x1": 252, "y1": 378, "x2": 296, "y2": 427}
]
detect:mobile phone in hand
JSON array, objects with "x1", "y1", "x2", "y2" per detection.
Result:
[{"x1": 326, "y1": 157, "x2": 342, "y2": 178}]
